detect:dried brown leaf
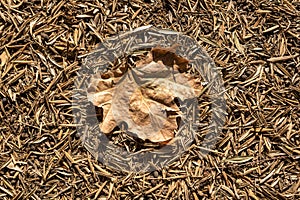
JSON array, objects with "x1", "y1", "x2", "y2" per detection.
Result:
[{"x1": 87, "y1": 46, "x2": 202, "y2": 143}]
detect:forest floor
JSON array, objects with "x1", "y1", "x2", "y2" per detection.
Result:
[{"x1": 0, "y1": 0, "x2": 299, "y2": 199}]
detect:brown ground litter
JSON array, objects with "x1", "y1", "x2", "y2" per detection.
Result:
[{"x1": 0, "y1": 0, "x2": 299, "y2": 199}]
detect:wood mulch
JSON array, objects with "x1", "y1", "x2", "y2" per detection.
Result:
[{"x1": 0, "y1": 0, "x2": 299, "y2": 199}]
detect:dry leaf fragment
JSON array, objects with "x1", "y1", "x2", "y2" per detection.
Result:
[
  {"x1": 151, "y1": 46, "x2": 189, "y2": 72},
  {"x1": 233, "y1": 31, "x2": 244, "y2": 54},
  {"x1": 87, "y1": 74, "x2": 122, "y2": 133},
  {"x1": 128, "y1": 87, "x2": 178, "y2": 142},
  {"x1": 136, "y1": 44, "x2": 190, "y2": 72},
  {"x1": 0, "y1": 51, "x2": 8, "y2": 67},
  {"x1": 7, "y1": 161, "x2": 23, "y2": 173}
]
